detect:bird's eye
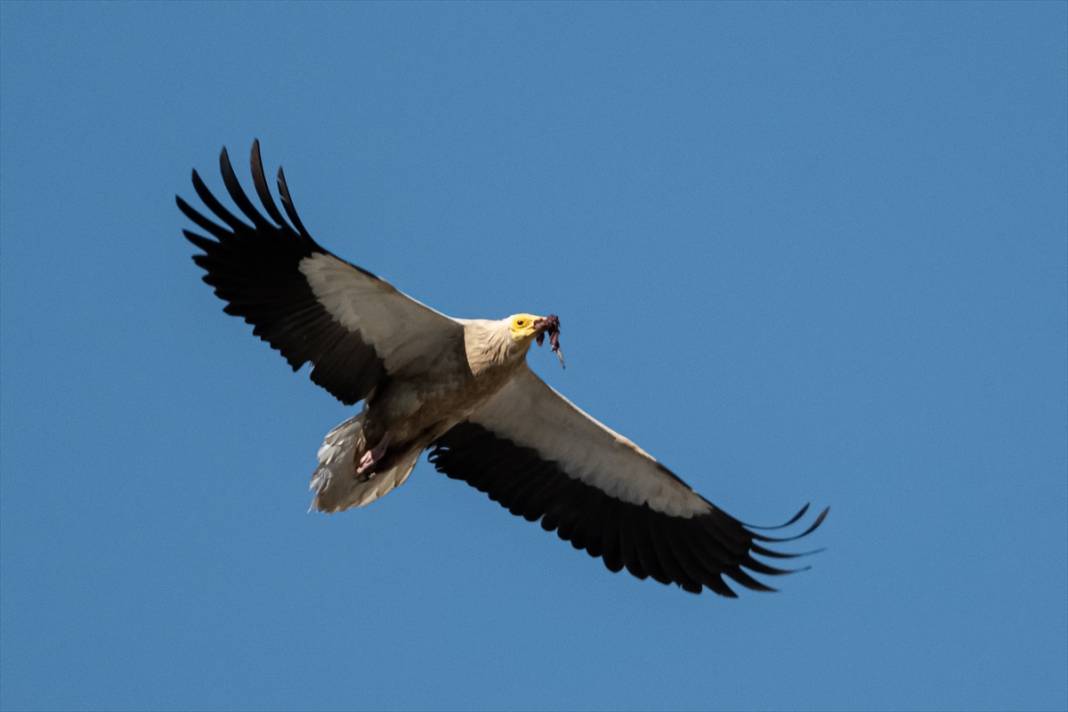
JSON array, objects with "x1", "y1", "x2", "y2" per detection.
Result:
[{"x1": 515, "y1": 320, "x2": 526, "y2": 328}]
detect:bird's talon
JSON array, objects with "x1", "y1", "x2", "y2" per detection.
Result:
[{"x1": 355, "y1": 432, "x2": 392, "y2": 480}]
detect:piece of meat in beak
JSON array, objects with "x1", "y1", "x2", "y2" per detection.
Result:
[{"x1": 533, "y1": 314, "x2": 565, "y2": 369}]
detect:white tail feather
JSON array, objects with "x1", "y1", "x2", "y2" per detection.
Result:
[{"x1": 309, "y1": 414, "x2": 420, "y2": 513}]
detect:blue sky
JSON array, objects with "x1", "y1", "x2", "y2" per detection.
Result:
[{"x1": 2, "y1": 3, "x2": 1065, "y2": 710}]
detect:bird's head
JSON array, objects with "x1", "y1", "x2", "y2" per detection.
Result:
[
  {"x1": 507, "y1": 313, "x2": 542, "y2": 342},
  {"x1": 507, "y1": 313, "x2": 565, "y2": 368}
]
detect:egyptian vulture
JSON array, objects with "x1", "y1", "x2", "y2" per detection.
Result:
[{"x1": 178, "y1": 141, "x2": 828, "y2": 598}]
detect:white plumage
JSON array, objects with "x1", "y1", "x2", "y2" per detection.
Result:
[
  {"x1": 471, "y1": 367, "x2": 711, "y2": 518},
  {"x1": 179, "y1": 141, "x2": 828, "y2": 598}
]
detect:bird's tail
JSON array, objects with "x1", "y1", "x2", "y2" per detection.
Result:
[{"x1": 309, "y1": 413, "x2": 420, "y2": 513}]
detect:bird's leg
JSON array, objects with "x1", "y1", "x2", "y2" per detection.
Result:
[{"x1": 355, "y1": 432, "x2": 392, "y2": 480}]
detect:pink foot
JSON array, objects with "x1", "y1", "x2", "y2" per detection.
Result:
[{"x1": 355, "y1": 433, "x2": 392, "y2": 480}]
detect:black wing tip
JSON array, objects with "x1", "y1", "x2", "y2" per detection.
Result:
[
  {"x1": 182, "y1": 229, "x2": 214, "y2": 251},
  {"x1": 247, "y1": 139, "x2": 293, "y2": 229},
  {"x1": 219, "y1": 140, "x2": 258, "y2": 158},
  {"x1": 217, "y1": 139, "x2": 260, "y2": 161},
  {"x1": 729, "y1": 506, "x2": 829, "y2": 593},
  {"x1": 431, "y1": 424, "x2": 830, "y2": 600},
  {"x1": 180, "y1": 140, "x2": 297, "y2": 237},
  {"x1": 217, "y1": 146, "x2": 237, "y2": 186},
  {"x1": 740, "y1": 578, "x2": 779, "y2": 593},
  {"x1": 275, "y1": 164, "x2": 312, "y2": 238},
  {"x1": 744, "y1": 501, "x2": 813, "y2": 530},
  {"x1": 746, "y1": 503, "x2": 829, "y2": 543}
]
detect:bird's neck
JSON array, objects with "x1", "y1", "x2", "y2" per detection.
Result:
[{"x1": 463, "y1": 322, "x2": 528, "y2": 378}]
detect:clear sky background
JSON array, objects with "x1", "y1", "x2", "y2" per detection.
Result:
[{"x1": 2, "y1": 3, "x2": 1065, "y2": 711}]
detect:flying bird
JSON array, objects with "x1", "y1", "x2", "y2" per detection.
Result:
[{"x1": 178, "y1": 141, "x2": 828, "y2": 597}]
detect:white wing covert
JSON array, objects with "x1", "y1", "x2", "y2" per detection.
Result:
[
  {"x1": 430, "y1": 366, "x2": 828, "y2": 596},
  {"x1": 178, "y1": 142, "x2": 463, "y2": 404}
]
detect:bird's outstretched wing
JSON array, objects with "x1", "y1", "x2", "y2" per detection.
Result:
[
  {"x1": 178, "y1": 141, "x2": 464, "y2": 405},
  {"x1": 429, "y1": 366, "x2": 827, "y2": 596}
]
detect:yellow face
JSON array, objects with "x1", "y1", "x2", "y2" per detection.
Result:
[{"x1": 508, "y1": 313, "x2": 542, "y2": 341}]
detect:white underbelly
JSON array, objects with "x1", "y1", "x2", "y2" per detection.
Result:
[{"x1": 369, "y1": 369, "x2": 512, "y2": 445}]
